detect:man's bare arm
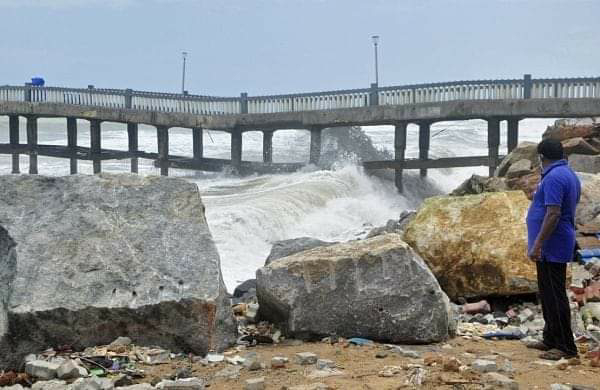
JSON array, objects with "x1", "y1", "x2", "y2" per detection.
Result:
[{"x1": 529, "y1": 205, "x2": 561, "y2": 261}]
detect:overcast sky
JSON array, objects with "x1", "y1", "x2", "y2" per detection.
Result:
[{"x1": 0, "y1": 0, "x2": 598, "y2": 97}]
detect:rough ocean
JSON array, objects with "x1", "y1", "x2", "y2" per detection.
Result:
[{"x1": 0, "y1": 118, "x2": 551, "y2": 291}]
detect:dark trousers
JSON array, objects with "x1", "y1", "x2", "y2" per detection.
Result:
[{"x1": 536, "y1": 260, "x2": 578, "y2": 355}]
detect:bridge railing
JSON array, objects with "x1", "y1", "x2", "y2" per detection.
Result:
[
  {"x1": 1, "y1": 74, "x2": 599, "y2": 116},
  {"x1": 531, "y1": 78, "x2": 600, "y2": 99}
]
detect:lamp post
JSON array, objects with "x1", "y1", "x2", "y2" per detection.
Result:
[
  {"x1": 371, "y1": 35, "x2": 380, "y2": 86},
  {"x1": 181, "y1": 51, "x2": 188, "y2": 94}
]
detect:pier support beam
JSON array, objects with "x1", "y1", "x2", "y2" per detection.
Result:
[
  {"x1": 263, "y1": 130, "x2": 273, "y2": 163},
  {"x1": 157, "y1": 126, "x2": 169, "y2": 176},
  {"x1": 309, "y1": 127, "x2": 322, "y2": 165},
  {"x1": 193, "y1": 127, "x2": 203, "y2": 161},
  {"x1": 394, "y1": 122, "x2": 408, "y2": 193},
  {"x1": 90, "y1": 119, "x2": 102, "y2": 174},
  {"x1": 418, "y1": 122, "x2": 431, "y2": 178},
  {"x1": 231, "y1": 130, "x2": 242, "y2": 172},
  {"x1": 67, "y1": 118, "x2": 77, "y2": 174},
  {"x1": 507, "y1": 118, "x2": 519, "y2": 153},
  {"x1": 128, "y1": 123, "x2": 139, "y2": 173},
  {"x1": 26, "y1": 116, "x2": 38, "y2": 174},
  {"x1": 9, "y1": 115, "x2": 19, "y2": 174},
  {"x1": 487, "y1": 118, "x2": 501, "y2": 177}
]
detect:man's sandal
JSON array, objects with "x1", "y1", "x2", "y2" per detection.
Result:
[
  {"x1": 539, "y1": 348, "x2": 577, "y2": 361},
  {"x1": 526, "y1": 340, "x2": 552, "y2": 351}
]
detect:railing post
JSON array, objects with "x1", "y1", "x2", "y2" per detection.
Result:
[
  {"x1": 523, "y1": 74, "x2": 532, "y2": 99},
  {"x1": 240, "y1": 92, "x2": 248, "y2": 114},
  {"x1": 192, "y1": 127, "x2": 203, "y2": 161},
  {"x1": 369, "y1": 83, "x2": 379, "y2": 106},
  {"x1": 125, "y1": 89, "x2": 133, "y2": 109}
]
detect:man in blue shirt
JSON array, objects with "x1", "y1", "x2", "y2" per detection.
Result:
[{"x1": 526, "y1": 138, "x2": 581, "y2": 360}]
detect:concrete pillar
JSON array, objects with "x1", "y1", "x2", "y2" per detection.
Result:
[
  {"x1": 9, "y1": 115, "x2": 20, "y2": 174},
  {"x1": 90, "y1": 119, "x2": 102, "y2": 174},
  {"x1": 67, "y1": 117, "x2": 77, "y2": 174},
  {"x1": 487, "y1": 118, "x2": 501, "y2": 177},
  {"x1": 127, "y1": 123, "x2": 139, "y2": 173},
  {"x1": 231, "y1": 130, "x2": 242, "y2": 171},
  {"x1": 263, "y1": 130, "x2": 273, "y2": 163},
  {"x1": 394, "y1": 122, "x2": 408, "y2": 193},
  {"x1": 26, "y1": 116, "x2": 38, "y2": 174},
  {"x1": 507, "y1": 118, "x2": 519, "y2": 153},
  {"x1": 418, "y1": 122, "x2": 431, "y2": 178},
  {"x1": 156, "y1": 126, "x2": 169, "y2": 176},
  {"x1": 309, "y1": 127, "x2": 322, "y2": 165},
  {"x1": 192, "y1": 127, "x2": 203, "y2": 160}
]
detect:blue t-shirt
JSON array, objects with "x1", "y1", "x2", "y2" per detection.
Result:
[{"x1": 526, "y1": 160, "x2": 581, "y2": 263}]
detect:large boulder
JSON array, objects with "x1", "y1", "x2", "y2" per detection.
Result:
[
  {"x1": 256, "y1": 234, "x2": 455, "y2": 343},
  {"x1": 495, "y1": 142, "x2": 538, "y2": 177},
  {"x1": 577, "y1": 173, "x2": 600, "y2": 226},
  {"x1": 403, "y1": 191, "x2": 537, "y2": 300},
  {"x1": 562, "y1": 137, "x2": 599, "y2": 155},
  {"x1": 543, "y1": 120, "x2": 600, "y2": 142},
  {"x1": 570, "y1": 154, "x2": 600, "y2": 174},
  {"x1": 0, "y1": 174, "x2": 236, "y2": 369},
  {"x1": 265, "y1": 237, "x2": 336, "y2": 266}
]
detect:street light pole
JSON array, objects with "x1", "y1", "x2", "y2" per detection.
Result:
[
  {"x1": 371, "y1": 35, "x2": 380, "y2": 86},
  {"x1": 181, "y1": 51, "x2": 188, "y2": 94}
]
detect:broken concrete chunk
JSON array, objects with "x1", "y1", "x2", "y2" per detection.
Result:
[
  {"x1": 57, "y1": 360, "x2": 86, "y2": 380},
  {"x1": 483, "y1": 372, "x2": 519, "y2": 389},
  {"x1": 315, "y1": 359, "x2": 335, "y2": 370},
  {"x1": 31, "y1": 380, "x2": 69, "y2": 390},
  {"x1": 271, "y1": 356, "x2": 288, "y2": 368},
  {"x1": 72, "y1": 377, "x2": 114, "y2": 390}
]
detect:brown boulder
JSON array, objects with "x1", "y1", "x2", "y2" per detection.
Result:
[
  {"x1": 562, "y1": 137, "x2": 599, "y2": 156},
  {"x1": 543, "y1": 120, "x2": 600, "y2": 142},
  {"x1": 403, "y1": 191, "x2": 537, "y2": 300},
  {"x1": 495, "y1": 142, "x2": 538, "y2": 177},
  {"x1": 506, "y1": 169, "x2": 541, "y2": 200}
]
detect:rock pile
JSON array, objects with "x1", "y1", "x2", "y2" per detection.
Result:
[{"x1": 0, "y1": 174, "x2": 236, "y2": 370}]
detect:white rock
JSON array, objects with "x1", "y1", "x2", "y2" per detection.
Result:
[
  {"x1": 483, "y1": 372, "x2": 519, "y2": 389},
  {"x1": 472, "y1": 359, "x2": 497, "y2": 373},
  {"x1": 295, "y1": 352, "x2": 317, "y2": 365},
  {"x1": 550, "y1": 385, "x2": 572, "y2": 390},
  {"x1": 244, "y1": 377, "x2": 265, "y2": 390},
  {"x1": 57, "y1": 360, "x2": 85, "y2": 380},
  {"x1": 271, "y1": 356, "x2": 288, "y2": 368},
  {"x1": 316, "y1": 359, "x2": 335, "y2": 370},
  {"x1": 306, "y1": 369, "x2": 344, "y2": 379},
  {"x1": 206, "y1": 353, "x2": 224, "y2": 363},
  {"x1": 25, "y1": 360, "x2": 60, "y2": 380},
  {"x1": 31, "y1": 380, "x2": 69, "y2": 390},
  {"x1": 2, "y1": 385, "x2": 24, "y2": 390},
  {"x1": 156, "y1": 378, "x2": 205, "y2": 390},
  {"x1": 72, "y1": 377, "x2": 114, "y2": 390},
  {"x1": 115, "y1": 385, "x2": 154, "y2": 390},
  {"x1": 109, "y1": 336, "x2": 132, "y2": 346}
]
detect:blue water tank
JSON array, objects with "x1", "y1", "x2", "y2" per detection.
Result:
[{"x1": 31, "y1": 77, "x2": 45, "y2": 86}]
